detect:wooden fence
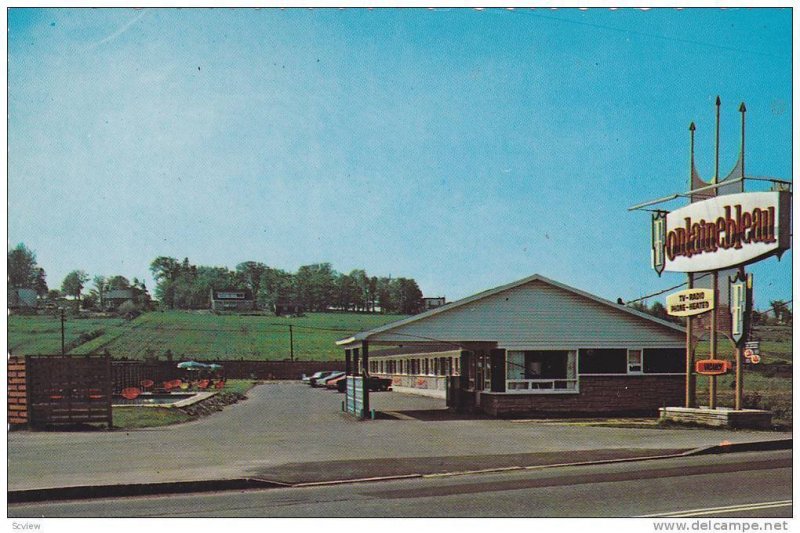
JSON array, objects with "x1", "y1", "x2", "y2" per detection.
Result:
[{"x1": 26, "y1": 355, "x2": 112, "y2": 428}]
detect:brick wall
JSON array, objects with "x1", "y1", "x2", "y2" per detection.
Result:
[
  {"x1": 480, "y1": 375, "x2": 684, "y2": 417},
  {"x1": 8, "y1": 356, "x2": 28, "y2": 426}
]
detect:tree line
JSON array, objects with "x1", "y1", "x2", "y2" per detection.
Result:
[
  {"x1": 150, "y1": 257, "x2": 425, "y2": 314},
  {"x1": 8, "y1": 243, "x2": 151, "y2": 312},
  {"x1": 9, "y1": 244, "x2": 425, "y2": 315}
]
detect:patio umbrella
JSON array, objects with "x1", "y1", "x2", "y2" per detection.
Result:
[{"x1": 176, "y1": 361, "x2": 211, "y2": 370}]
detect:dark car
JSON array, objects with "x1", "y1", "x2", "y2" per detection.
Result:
[{"x1": 336, "y1": 376, "x2": 392, "y2": 393}]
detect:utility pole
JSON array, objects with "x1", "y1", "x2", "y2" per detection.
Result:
[
  {"x1": 289, "y1": 324, "x2": 294, "y2": 361},
  {"x1": 60, "y1": 308, "x2": 66, "y2": 356}
]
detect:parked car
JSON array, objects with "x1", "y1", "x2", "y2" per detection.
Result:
[
  {"x1": 303, "y1": 371, "x2": 336, "y2": 386},
  {"x1": 336, "y1": 376, "x2": 392, "y2": 393},
  {"x1": 309, "y1": 371, "x2": 339, "y2": 387},
  {"x1": 314, "y1": 371, "x2": 345, "y2": 387},
  {"x1": 326, "y1": 375, "x2": 347, "y2": 390}
]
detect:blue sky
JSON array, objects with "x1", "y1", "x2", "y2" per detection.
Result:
[{"x1": 7, "y1": 7, "x2": 792, "y2": 310}]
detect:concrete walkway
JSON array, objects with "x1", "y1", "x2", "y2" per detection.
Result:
[{"x1": 7, "y1": 383, "x2": 790, "y2": 491}]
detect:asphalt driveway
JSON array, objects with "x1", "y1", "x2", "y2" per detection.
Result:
[{"x1": 7, "y1": 382, "x2": 790, "y2": 491}]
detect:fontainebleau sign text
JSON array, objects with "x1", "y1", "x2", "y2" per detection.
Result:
[{"x1": 654, "y1": 191, "x2": 790, "y2": 273}]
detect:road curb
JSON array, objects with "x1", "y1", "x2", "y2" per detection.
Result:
[
  {"x1": 7, "y1": 478, "x2": 290, "y2": 504},
  {"x1": 8, "y1": 438, "x2": 790, "y2": 504},
  {"x1": 682, "y1": 437, "x2": 792, "y2": 456}
]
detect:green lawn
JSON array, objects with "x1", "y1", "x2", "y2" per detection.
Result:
[
  {"x1": 9, "y1": 311, "x2": 407, "y2": 361},
  {"x1": 112, "y1": 406, "x2": 193, "y2": 428},
  {"x1": 692, "y1": 325, "x2": 792, "y2": 364},
  {"x1": 7, "y1": 315, "x2": 128, "y2": 356},
  {"x1": 112, "y1": 379, "x2": 259, "y2": 428}
]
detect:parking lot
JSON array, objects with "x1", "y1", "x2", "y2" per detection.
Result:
[{"x1": 8, "y1": 382, "x2": 790, "y2": 491}]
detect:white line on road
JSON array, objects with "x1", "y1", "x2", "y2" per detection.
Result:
[{"x1": 638, "y1": 499, "x2": 793, "y2": 517}]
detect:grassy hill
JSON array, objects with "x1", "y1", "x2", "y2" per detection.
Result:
[
  {"x1": 8, "y1": 311, "x2": 407, "y2": 361},
  {"x1": 8, "y1": 315, "x2": 127, "y2": 356}
]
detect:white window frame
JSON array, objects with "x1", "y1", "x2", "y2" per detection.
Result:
[
  {"x1": 503, "y1": 349, "x2": 580, "y2": 394},
  {"x1": 627, "y1": 348, "x2": 643, "y2": 374}
]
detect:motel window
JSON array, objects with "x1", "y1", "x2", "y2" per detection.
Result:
[
  {"x1": 627, "y1": 349, "x2": 643, "y2": 374},
  {"x1": 424, "y1": 358, "x2": 429, "y2": 375},
  {"x1": 433, "y1": 358, "x2": 439, "y2": 375},
  {"x1": 454, "y1": 357, "x2": 460, "y2": 376},
  {"x1": 505, "y1": 350, "x2": 576, "y2": 390},
  {"x1": 578, "y1": 349, "x2": 627, "y2": 374},
  {"x1": 643, "y1": 348, "x2": 684, "y2": 374}
]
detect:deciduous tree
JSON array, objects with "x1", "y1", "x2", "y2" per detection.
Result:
[
  {"x1": 8, "y1": 243, "x2": 40, "y2": 289},
  {"x1": 61, "y1": 270, "x2": 89, "y2": 311}
]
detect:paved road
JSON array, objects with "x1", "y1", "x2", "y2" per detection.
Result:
[
  {"x1": 8, "y1": 450, "x2": 792, "y2": 518},
  {"x1": 8, "y1": 383, "x2": 791, "y2": 490}
]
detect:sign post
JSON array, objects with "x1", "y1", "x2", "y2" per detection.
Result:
[{"x1": 638, "y1": 97, "x2": 791, "y2": 412}]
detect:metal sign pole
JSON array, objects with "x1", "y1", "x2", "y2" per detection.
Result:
[
  {"x1": 686, "y1": 122, "x2": 696, "y2": 409},
  {"x1": 734, "y1": 104, "x2": 747, "y2": 411},
  {"x1": 709, "y1": 273, "x2": 718, "y2": 409},
  {"x1": 708, "y1": 96, "x2": 721, "y2": 411},
  {"x1": 685, "y1": 274, "x2": 695, "y2": 407}
]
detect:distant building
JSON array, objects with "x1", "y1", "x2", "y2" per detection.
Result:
[
  {"x1": 105, "y1": 289, "x2": 135, "y2": 311},
  {"x1": 8, "y1": 288, "x2": 37, "y2": 309},
  {"x1": 210, "y1": 288, "x2": 256, "y2": 312},
  {"x1": 423, "y1": 297, "x2": 446, "y2": 311},
  {"x1": 274, "y1": 298, "x2": 304, "y2": 316}
]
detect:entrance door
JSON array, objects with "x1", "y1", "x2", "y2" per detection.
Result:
[{"x1": 490, "y1": 349, "x2": 506, "y2": 392}]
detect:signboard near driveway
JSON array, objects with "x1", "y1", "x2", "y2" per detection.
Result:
[
  {"x1": 744, "y1": 341, "x2": 761, "y2": 364},
  {"x1": 345, "y1": 376, "x2": 364, "y2": 417},
  {"x1": 695, "y1": 359, "x2": 731, "y2": 376}
]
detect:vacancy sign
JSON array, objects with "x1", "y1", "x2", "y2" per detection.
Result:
[{"x1": 666, "y1": 288, "x2": 714, "y2": 317}]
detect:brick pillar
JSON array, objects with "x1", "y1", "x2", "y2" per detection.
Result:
[{"x1": 8, "y1": 356, "x2": 28, "y2": 426}]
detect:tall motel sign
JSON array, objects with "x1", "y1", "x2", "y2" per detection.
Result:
[{"x1": 630, "y1": 97, "x2": 791, "y2": 410}]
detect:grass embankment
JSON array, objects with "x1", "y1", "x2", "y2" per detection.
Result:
[
  {"x1": 7, "y1": 315, "x2": 128, "y2": 356},
  {"x1": 694, "y1": 325, "x2": 792, "y2": 429},
  {"x1": 112, "y1": 379, "x2": 259, "y2": 429},
  {"x1": 8, "y1": 311, "x2": 407, "y2": 360}
]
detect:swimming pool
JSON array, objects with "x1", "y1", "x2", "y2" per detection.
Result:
[{"x1": 112, "y1": 392, "x2": 214, "y2": 407}]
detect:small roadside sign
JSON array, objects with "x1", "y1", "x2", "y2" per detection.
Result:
[
  {"x1": 695, "y1": 359, "x2": 730, "y2": 376},
  {"x1": 666, "y1": 288, "x2": 714, "y2": 317}
]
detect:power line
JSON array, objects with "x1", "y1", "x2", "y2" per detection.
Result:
[{"x1": 625, "y1": 273, "x2": 712, "y2": 305}]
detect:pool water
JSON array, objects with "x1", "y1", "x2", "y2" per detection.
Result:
[{"x1": 113, "y1": 393, "x2": 197, "y2": 406}]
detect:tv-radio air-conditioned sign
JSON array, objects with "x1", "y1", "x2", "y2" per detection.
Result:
[{"x1": 652, "y1": 191, "x2": 790, "y2": 273}]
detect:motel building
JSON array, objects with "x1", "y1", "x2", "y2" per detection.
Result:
[{"x1": 337, "y1": 274, "x2": 687, "y2": 417}]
